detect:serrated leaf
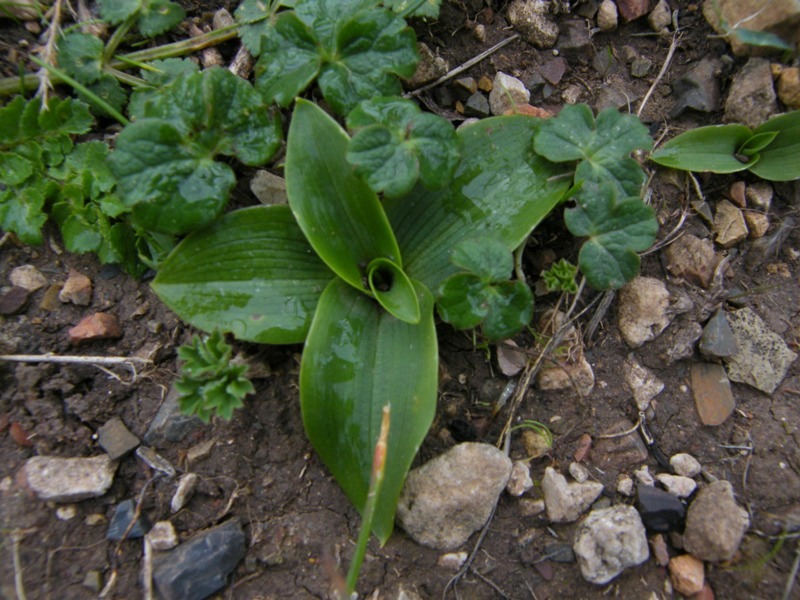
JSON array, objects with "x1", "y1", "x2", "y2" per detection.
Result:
[
  {"x1": 57, "y1": 33, "x2": 104, "y2": 84},
  {"x1": 295, "y1": 0, "x2": 377, "y2": 47},
  {"x1": 235, "y1": 0, "x2": 278, "y2": 55},
  {"x1": 564, "y1": 182, "x2": 658, "y2": 290},
  {"x1": 649, "y1": 124, "x2": 755, "y2": 173},
  {"x1": 0, "y1": 96, "x2": 25, "y2": 144},
  {"x1": 533, "y1": 104, "x2": 653, "y2": 196},
  {"x1": 152, "y1": 205, "x2": 335, "y2": 344},
  {"x1": 99, "y1": 0, "x2": 140, "y2": 24},
  {"x1": 0, "y1": 183, "x2": 48, "y2": 245},
  {"x1": 749, "y1": 110, "x2": 800, "y2": 182},
  {"x1": 138, "y1": 0, "x2": 185, "y2": 36},
  {"x1": 81, "y1": 74, "x2": 127, "y2": 118},
  {"x1": 301, "y1": 277, "x2": 437, "y2": 544},
  {"x1": 383, "y1": 0, "x2": 441, "y2": 18},
  {"x1": 0, "y1": 151, "x2": 34, "y2": 185}
]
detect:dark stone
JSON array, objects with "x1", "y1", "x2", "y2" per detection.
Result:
[
  {"x1": 464, "y1": 92, "x2": 491, "y2": 118},
  {"x1": 670, "y1": 58, "x2": 723, "y2": 118},
  {"x1": 97, "y1": 416, "x2": 140, "y2": 460},
  {"x1": 106, "y1": 499, "x2": 151, "y2": 540},
  {"x1": 434, "y1": 86, "x2": 455, "y2": 108},
  {"x1": 525, "y1": 71, "x2": 546, "y2": 95},
  {"x1": 0, "y1": 286, "x2": 29, "y2": 315},
  {"x1": 144, "y1": 388, "x2": 204, "y2": 447},
  {"x1": 539, "y1": 57, "x2": 568, "y2": 86},
  {"x1": 452, "y1": 77, "x2": 478, "y2": 102},
  {"x1": 153, "y1": 519, "x2": 246, "y2": 600},
  {"x1": 557, "y1": 20, "x2": 592, "y2": 65},
  {"x1": 699, "y1": 310, "x2": 738, "y2": 359},
  {"x1": 544, "y1": 543, "x2": 576, "y2": 563},
  {"x1": 636, "y1": 484, "x2": 686, "y2": 532}
]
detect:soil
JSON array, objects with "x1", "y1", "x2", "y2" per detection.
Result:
[{"x1": 2, "y1": 1, "x2": 800, "y2": 599}]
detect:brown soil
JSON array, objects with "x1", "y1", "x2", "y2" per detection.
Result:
[{"x1": 2, "y1": 1, "x2": 800, "y2": 599}]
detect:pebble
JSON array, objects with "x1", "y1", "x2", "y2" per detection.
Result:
[
  {"x1": 745, "y1": 182, "x2": 773, "y2": 212},
  {"x1": 0, "y1": 287, "x2": 29, "y2": 315},
  {"x1": 655, "y1": 473, "x2": 697, "y2": 498},
  {"x1": 617, "y1": 276, "x2": 672, "y2": 348},
  {"x1": 56, "y1": 505, "x2": 77, "y2": 521},
  {"x1": 519, "y1": 498, "x2": 546, "y2": 516},
  {"x1": 544, "y1": 543, "x2": 576, "y2": 563},
  {"x1": 594, "y1": 419, "x2": 649, "y2": 470},
  {"x1": 573, "y1": 433, "x2": 592, "y2": 463},
  {"x1": 636, "y1": 483, "x2": 686, "y2": 533},
  {"x1": 541, "y1": 466, "x2": 604, "y2": 523},
  {"x1": 670, "y1": 453, "x2": 702, "y2": 478},
  {"x1": 536, "y1": 353, "x2": 595, "y2": 396},
  {"x1": 634, "y1": 465, "x2": 655, "y2": 486},
  {"x1": 153, "y1": 518, "x2": 246, "y2": 600},
  {"x1": 573, "y1": 504, "x2": 649, "y2": 584},
  {"x1": 647, "y1": 0, "x2": 672, "y2": 32},
  {"x1": 631, "y1": 57, "x2": 652, "y2": 78},
  {"x1": 729, "y1": 181, "x2": 746, "y2": 208},
  {"x1": 538, "y1": 57, "x2": 568, "y2": 86},
  {"x1": 663, "y1": 233, "x2": 720, "y2": 289},
  {"x1": 185, "y1": 438, "x2": 216, "y2": 466},
  {"x1": 452, "y1": 77, "x2": 477, "y2": 101},
  {"x1": 507, "y1": 461, "x2": 534, "y2": 496},
  {"x1": 669, "y1": 554, "x2": 705, "y2": 596},
  {"x1": 97, "y1": 416, "x2": 140, "y2": 460},
  {"x1": 477, "y1": 76, "x2": 492, "y2": 92},
  {"x1": 58, "y1": 270, "x2": 92, "y2": 305},
  {"x1": 690, "y1": 362, "x2": 736, "y2": 426},
  {"x1": 437, "y1": 551, "x2": 468, "y2": 571},
  {"x1": 569, "y1": 462, "x2": 589, "y2": 484},
  {"x1": 82, "y1": 570, "x2": 103, "y2": 593},
  {"x1": 489, "y1": 72, "x2": 530, "y2": 116},
  {"x1": 641, "y1": 318, "x2": 704, "y2": 369},
  {"x1": 624, "y1": 356, "x2": 664, "y2": 412},
  {"x1": 714, "y1": 200, "x2": 748, "y2": 248},
  {"x1": 463, "y1": 92, "x2": 491, "y2": 118},
  {"x1": 171, "y1": 473, "x2": 200, "y2": 513},
  {"x1": 670, "y1": 58, "x2": 723, "y2": 117},
  {"x1": 651, "y1": 533, "x2": 670, "y2": 567},
  {"x1": 522, "y1": 428, "x2": 552, "y2": 459},
  {"x1": 596, "y1": 0, "x2": 618, "y2": 31},
  {"x1": 507, "y1": 0, "x2": 559, "y2": 49},
  {"x1": 68, "y1": 312, "x2": 123, "y2": 344},
  {"x1": 744, "y1": 212, "x2": 770, "y2": 238},
  {"x1": 683, "y1": 481, "x2": 750, "y2": 562},
  {"x1": 136, "y1": 446, "x2": 177, "y2": 478},
  {"x1": 616, "y1": 0, "x2": 649, "y2": 21},
  {"x1": 144, "y1": 387, "x2": 204, "y2": 447},
  {"x1": 148, "y1": 520, "x2": 179, "y2": 551},
  {"x1": 699, "y1": 310, "x2": 738, "y2": 359},
  {"x1": 557, "y1": 20, "x2": 591, "y2": 65},
  {"x1": 407, "y1": 42, "x2": 448, "y2": 88},
  {"x1": 724, "y1": 58, "x2": 778, "y2": 128},
  {"x1": 107, "y1": 498, "x2": 151, "y2": 540},
  {"x1": 9, "y1": 264, "x2": 47, "y2": 292},
  {"x1": 777, "y1": 67, "x2": 800, "y2": 109},
  {"x1": 617, "y1": 475, "x2": 635, "y2": 497},
  {"x1": 249, "y1": 170, "x2": 287, "y2": 206},
  {"x1": 21, "y1": 454, "x2": 117, "y2": 502},
  {"x1": 396, "y1": 443, "x2": 512, "y2": 550},
  {"x1": 724, "y1": 307, "x2": 798, "y2": 394}
]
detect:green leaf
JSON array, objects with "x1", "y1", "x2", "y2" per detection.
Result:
[
  {"x1": 749, "y1": 110, "x2": 800, "y2": 182},
  {"x1": 383, "y1": 0, "x2": 441, "y2": 18},
  {"x1": 235, "y1": 0, "x2": 286, "y2": 55},
  {"x1": 138, "y1": 0, "x2": 185, "y2": 36},
  {"x1": 128, "y1": 58, "x2": 200, "y2": 117},
  {"x1": 738, "y1": 131, "x2": 778, "y2": 157},
  {"x1": 81, "y1": 74, "x2": 127, "y2": 118},
  {"x1": 300, "y1": 277, "x2": 437, "y2": 544},
  {"x1": 435, "y1": 274, "x2": 487, "y2": 330},
  {"x1": 99, "y1": 0, "x2": 139, "y2": 24},
  {"x1": 564, "y1": 182, "x2": 658, "y2": 290},
  {"x1": 57, "y1": 33, "x2": 104, "y2": 85},
  {"x1": 295, "y1": 0, "x2": 377, "y2": 48},
  {"x1": 481, "y1": 280, "x2": 534, "y2": 341},
  {"x1": 0, "y1": 96, "x2": 25, "y2": 144},
  {"x1": 385, "y1": 115, "x2": 573, "y2": 291},
  {"x1": 541, "y1": 258, "x2": 578, "y2": 294},
  {"x1": 0, "y1": 151, "x2": 34, "y2": 185},
  {"x1": 533, "y1": 104, "x2": 653, "y2": 196},
  {"x1": 346, "y1": 97, "x2": 460, "y2": 197},
  {"x1": 151, "y1": 205, "x2": 334, "y2": 344},
  {"x1": 732, "y1": 28, "x2": 794, "y2": 52},
  {"x1": 0, "y1": 181, "x2": 48, "y2": 245},
  {"x1": 367, "y1": 258, "x2": 420, "y2": 324},
  {"x1": 650, "y1": 124, "x2": 756, "y2": 173},
  {"x1": 286, "y1": 99, "x2": 402, "y2": 292},
  {"x1": 450, "y1": 237, "x2": 512, "y2": 281}
]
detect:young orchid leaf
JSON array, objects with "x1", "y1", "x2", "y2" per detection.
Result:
[
  {"x1": 385, "y1": 116, "x2": 572, "y2": 291},
  {"x1": 564, "y1": 182, "x2": 658, "y2": 290},
  {"x1": 300, "y1": 278, "x2": 437, "y2": 544},
  {"x1": 286, "y1": 99, "x2": 402, "y2": 293},
  {"x1": 346, "y1": 97, "x2": 460, "y2": 197},
  {"x1": 738, "y1": 131, "x2": 778, "y2": 157},
  {"x1": 649, "y1": 123, "x2": 756, "y2": 173},
  {"x1": 367, "y1": 257, "x2": 421, "y2": 324},
  {"x1": 749, "y1": 111, "x2": 800, "y2": 182},
  {"x1": 533, "y1": 104, "x2": 654, "y2": 196}
]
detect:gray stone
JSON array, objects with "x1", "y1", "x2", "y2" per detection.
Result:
[
  {"x1": 670, "y1": 453, "x2": 702, "y2": 478},
  {"x1": 9, "y1": 264, "x2": 47, "y2": 292},
  {"x1": 617, "y1": 276, "x2": 672, "y2": 348},
  {"x1": 699, "y1": 310, "x2": 738, "y2": 359},
  {"x1": 724, "y1": 58, "x2": 778, "y2": 129},
  {"x1": 144, "y1": 387, "x2": 204, "y2": 447},
  {"x1": 631, "y1": 57, "x2": 652, "y2": 78},
  {"x1": 573, "y1": 505, "x2": 649, "y2": 584},
  {"x1": 595, "y1": 85, "x2": 636, "y2": 112},
  {"x1": 541, "y1": 467, "x2": 604, "y2": 523},
  {"x1": 507, "y1": 461, "x2": 534, "y2": 496},
  {"x1": 539, "y1": 57, "x2": 568, "y2": 86},
  {"x1": 648, "y1": 0, "x2": 672, "y2": 32},
  {"x1": 22, "y1": 455, "x2": 117, "y2": 502},
  {"x1": 624, "y1": 356, "x2": 664, "y2": 412},
  {"x1": 507, "y1": 0, "x2": 559, "y2": 49},
  {"x1": 107, "y1": 498, "x2": 151, "y2": 540},
  {"x1": 463, "y1": 92, "x2": 491, "y2": 118},
  {"x1": 407, "y1": 42, "x2": 448, "y2": 88},
  {"x1": 171, "y1": 473, "x2": 200, "y2": 513},
  {"x1": 557, "y1": 20, "x2": 592, "y2": 65},
  {"x1": 489, "y1": 72, "x2": 530, "y2": 116},
  {"x1": 250, "y1": 170, "x2": 287, "y2": 206},
  {"x1": 593, "y1": 419, "x2": 649, "y2": 470},
  {"x1": 596, "y1": 0, "x2": 618, "y2": 31},
  {"x1": 670, "y1": 58, "x2": 723, "y2": 117},
  {"x1": 724, "y1": 307, "x2": 797, "y2": 394},
  {"x1": 97, "y1": 416, "x2": 140, "y2": 460},
  {"x1": 569, "y1": 462, "x2": 590, "y2": 484},
  {"x1": 684, "y1": 481, "x2": 750, "y2": 562},
  {"x1": 0, "y1": 287, "x2": 29, "y2": 315},
  {"x1": 641, "y1": 318, "x2": 704, "y2": 369},
  {"x1": 153, "y1": 519, "x2": 246, "y2": 600},
  {"x1": 397, "y1": 443, "x2": 512, "y2": 550},
  {"x1": 136, "y1": 446, "x2": 177, "y2": 478},
  {"x1": 655, "y1": 474, "x2": 697, "y2": 498}
]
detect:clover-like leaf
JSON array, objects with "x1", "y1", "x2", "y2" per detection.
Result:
[
  {"x1": 57, "y1": 33, "x2": 104, "y2": 84},
  {"x1": 564, "y1": 182, "x2": 658, "y2": 290},
  {"x1": 346, "y1": 97, "x2": 460, "y2": 197},
  {"x1": 534, "y1": 104, "x2": 653, "y2": 196}
]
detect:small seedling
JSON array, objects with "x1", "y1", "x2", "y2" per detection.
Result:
[{"x1": 541, "y1": 258, "x2": 579, "y2": 294}]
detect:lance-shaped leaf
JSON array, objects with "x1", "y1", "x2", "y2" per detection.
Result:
[
  {"x1": 748, "y1": 110, "x2": 800, "y2": 182},
  {"x1": 385, "y1": 115, "x2": 573, "y2": 291},
  {"x1": 367, "y1": 258, "x2": 421, "y2": 324},
  {"x1": 533, "y1": 104, "x2": 653, "y2": 196},
  {"x1": 565, "y1": 182, "x2": 658, "y2": 290},
  {"x1": 300, "y1": 278, "x2": 438, "y2": 544},
  {"x1": 286, "y1": 99, "x2": 402, "y2": 292},
  {"x1": 649, "y1": 124, "x2": 756, "y2": 173},
  {"x1": 151, "y1": 205, "x2": 334, "y2": 344}
]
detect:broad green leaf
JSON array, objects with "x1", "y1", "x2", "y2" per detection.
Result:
[
  {"x1": 128, "y1": 58, "x2": 200, "y2": 117},
  {"x1": 564, "y1": 182, "x2": 658, "y2": 290},
  {"x1": 749, "y1": 111, "x2": 800, "y2": 182},
  {"x1": 385, "y1": 115, "x2": 573, "y2": 291},
  {"x1": 81, "y1": 74, "x2": 127, "y2": 118},
  {"x1": 152, "y1": 205, "x2": 335, "y2": 344},
  {"x1": 295, "y1": 0, "x2": 377, "y2": 48},
  {"x1": 481, "y1": 280, "x2": 533, "y2": 341},
  {"x1": 367, "y1": 258, "x2": 420, "y2": 324},
  {"x1": 0, "y1": 182, "x2": 48, "y2": 245},
  {"x1": 286, "y1": 99, "x2": 402, "y2": 292},
  {"x1": 450, "y1": 237, "x2": 512, "y2": 281},
  {"x1": 738, "y1": 131, "x2": 778, "y2": 157},
  {"x1": 300, "y1": 277, "x2": 437, "y2": 544},
  {"x1": 0, "y1": 151, "x2": 34, "y2": 185},
  {"x1": 138, "y1": 0, "x2": 185, "y2": 36},
  {"x1": 436, "y1": 274, "x2": 487, "y2": 330},
  {"x1": 346, "y1": 97, "x2": 460, "y2": 197},
  {"x1": 235, "y1": 0, "x2": 275, "y2": 55},
  {"x1": 649, "y1": 124, "x2": 755, "y2": 173},
  {"x1": 57, "y1": 33, "x2": 104, "y2": 84}
]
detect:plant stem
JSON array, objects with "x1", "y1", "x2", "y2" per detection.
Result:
[{"x1": 103, "y1": 13, "x2": 137, "y2": 64}]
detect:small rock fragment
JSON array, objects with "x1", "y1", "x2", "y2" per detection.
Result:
[
  {"x1": 728, "y1": 181, "x2": 747, "y2": 208},
  {"x1": 544, "y1": 543, "x2": 576, "y2": 563},
  {"x1": 0, "y1": 287, "x2": 29, "y2": 315},
  {"x1": 153, "y1": 519, "x2": 246, "y2": 600},
  {"x1": 507, "y1": 461, "x2": 534, "y2": 496},
  {"x1": 573, "y1": 433, "x2": 592, "y2": 463},
  {"x1": 536, "y1": 353, "x2": 595, "y2": 395},
  {"x1": 616, "y1": 0, "x2": 649, "y2": 21},
  {"x1": 744, "y1": 212, "x2": 770, "y2": 238},
  {"x1": 617, "y1": 276, "x2": 672, "y2": 348},
  {"x1": 136, "y1": 446, "x2": 177, "y2": 478},
  {"x1": 250, "y1": 170, "x2": 287, "y2": 206},
  {"x1": 477, "y1": 76, "x2": 492, "y2": 92},
  {"x1": 594, "y1": 419, "x2": 649, "y2": 470},
  {"x1": 59, "y1": 270, "x2": 92, "y2": 305},
  {"x1": 684, "y1": 481, "x2": 750, "y2": 562},
  {"x1": 648, "y1": 0, "x2": 672, "y2": 32},
  {"x1": 634, "y1": 465, "x2": 655, "y2": 486},
  {"x1": 97, "y1": 416, "x2": 140, "y2": 460},
  {"x1": 663, "y1": 233, "x2": 720, "y2": 288},
  {"x1": 82, "y1": 570, "x2": 103, "y2": 593},
  {"x1": 186, "y1": 438, "x2": 216, "y2": 466},
  {"x1": 655, "y1": 473, "x2": 697, "y2": 498},
  {"x1": 463, "y1": 92, "x2": 491, "y2": 118},
  {"x1": 745, "y1": 182, "x2": 773, "y2": 212},
  {"x1": 452, "y1": 77, "x2": 478, "y2": 101},
  {"x1": 22, "y1": 455, "x2": 117, "y2": 502},
  {"x1": 699, "y1": 310, "x2": 738, "y2": 359},
  {"x1": 144, "y1": 388, "x2": 204, "y2": 447},
  {"x1": 724, "y1": 58, "x2": 778, "y2": 128},
  {"x1": 573, "y1": 505, "x2": 649, "y2": 584},
  {"x1": 437, "y1": 551, "x2": 468, "y2": 571},
  {"x1": 670, "y1": 58, "x2": 723, "y2": 117},
  {"x1": 636, "y1": 484, "x2": 686, "y2": 532},
  {"x1": 651, "y1": 533, "x2": 671, "y2": 567},
  {"x1": 10, "y1": 265, "x2": 46, "y2": 292},
  {"x1": 557, "y1": 20, "x2": 592, "y2": 65},
  {"x1": 522, "y1": 428, "x2": 552, "y2": 459},
  {"x1": 539, "y1": 57, "x2": 568, "y2": 86},
  {"x1": 669, "y1": 554, "x2": 705, "y2": 596},
  {"x1": 148, "y1": 520, "x2": 179, "y2": 551},
  {"x1": 107, "y1": 498, "x2": 151, "y2": 540},
  {"x1": 171, "y1": 473, "x2": 200, "y2": 513},
  {"x1": 777, "y1": 66, "x2": 800, "y2": 109},
  {"x1": 624, "y1": 356, "x2": 664, "y2": 411},
  {"x1": 670, "y1": 453, "x2": 702, "y2": 478},
  {"x1": 68, "y1": 312, "x2": 122, "y2": 344},
  {"x1": 407, "y1": 42, "x2": 448, "y2": 88},
  {"x1": 489, "y1": 72, "x2": 530, "y2": 116},
  {"x1": 691, "y1": 362, "x2": 736, "y2": 426},
  {"x1": 596, "y1": 0, "x2": 618, "y2": 31},
  {"x1": 569, "y1": 462, "x2": 589, "y2": 484},
  {"x1": 56, "y1": 505, "x2": 77, "y2": 521},
  {"x1": 507, "y1": 0, "x2": 559, "y2": 48},
  {"x1": 714, "y1": 200, "x2": 748, "y2": 248},
  {"x1": 617, "y1": 475, "x2": 635, "y2": 497},
  {"x1": 397, "y1": 443, "x2": 512, "y2": 550},
  {"x1": 702, "y1": 0, "x2": 800, "y2": 57},
  {"x1": 631, "y1": 57, "x2": 652, "y2": 78},
  {"x1": 541, "y1": 467, "x2": 604, "y2": 523}
]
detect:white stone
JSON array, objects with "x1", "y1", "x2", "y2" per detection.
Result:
[
  {"x1": 648, "y1": 0, "x2": 672, "y2": 32},
  {"x1": 147, "y1": 521, "x2": 179, "y2": 551},
  {"x1": 617, "y1": 277, "x2": 672, "y2": 348},
  {"x1": 10, "y1": 264, "x2": 47, "y2": 292},
  {"x1": 597, "y1": 0, "x2": 618, "y2": 31},
  {"x1": 656, "y1": 473, "x2": 697, "y2": 498},
  {"x1": 489, "y1": 72, "x2": 530, "y2": 116},
  {"x1": 56, "y1": 505, "x2": 78, "y2": 521},
  {"x1": 617, "y1": 475, "x2": 635, "y2": 497},
  {"x1": 437, "y1": 551, "x2": 468, "y2": 571},
  {"x1": 507, "y1": 461, "x2": 534, "y2": 496},
  {"x1": 634, "y1": 465, "x2": 655, "y2": 486},
  {"x1": 171, "y1": 473, "x2": 199, "y2": 513},
  {"x1": 541, "y1": 467, "x2": 604, "y2": 523},
  {"x1": 624, "y1": 356, "x2": 664, "y2": 411},
  {"x1": 573, "y1": 505, "x2": 649, "y2": 585},
  {"x1": 22, "y1": 455, "x2": 117, "y2": 502},
  {"x1": 569, "y1": 462, "x2": 590, "y2": 483},
  {"x1": 670, "y1": 453, "x2": 702, "y2": 477}
]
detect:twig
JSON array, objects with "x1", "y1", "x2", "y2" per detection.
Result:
[
  {"x1": 35, "y1": 0, "x2": 63, "y2": 103},
  {"x1": 637, "y1": 29, "x2": 682, "y2": 118},
  {"x1": 12, "y1": 531, "x2": 29, "y2": 600},
  {"x1": 405, "y1": 35, "x2": 521, "y2": 98},
  {"x1": 782, "y1": 539, "x2": 800, "y2": 600},
  {"x1": 0, "y1": 354, "x2": 152, "y2": 383}
]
